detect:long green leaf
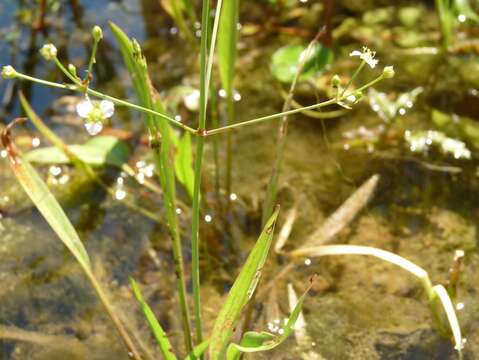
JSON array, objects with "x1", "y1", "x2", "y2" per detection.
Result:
[
  {"x1": 2, "y1": 122, "x2": 143, "y2": 359},
  {"x1": 110, "y1": 22, "x2": 194, "y2": 353},
  {"x1": 226, "y1": 283, "x2": 311, "y2": 358},
  {"x1": 1, "y1": 123, "x2": 91, "y2": 272},
  {"x1": 208, "y1": 207, "x2": 280, "y2": 359},
  {"x1": 174, "y1": 132, "x2": 194, "y2": 199},
  {"x1": 130, "y1": 278, "x2": 177, "y2": 360},
  {"x1": 217, "y1": 0, "x2": 239, "y2": 93}
]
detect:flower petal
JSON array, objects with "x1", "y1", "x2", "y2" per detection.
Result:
[
  {"x1": 349, "y1": 50, "x2": 361, "y2": 57},
  {"x1": 84, "y1": 121, "x2": 103, "y2": 136},
  {"x1": 100, "y1": 100, "x2": 115, "y2": 118},
  {"x1": 76, "y1": 100, "x2": 93, "y2": 118}
]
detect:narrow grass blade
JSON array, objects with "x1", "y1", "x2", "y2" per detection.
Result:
[
  {"x1": 208, "y1": 207, "x2": 280, "y2": 359},
  {"x1": 304, "y1": 174, "x2": 379, "y2": 246},
  {"x1": 432, "y1": 285, "x2": 464, "y2": 359},
  {"x1": 216, "y1": 0, "x2": 239, "y2": 204},
  {"x1": 217, "y1": 0, "x2": 239, "y2": 94},
  {"x1": 287, "y1": 283, "x2": 307, "y2": 346},
  {"x1": 1, "y1": 121, "x2": 91, "y2": 272},
  {"x1": 226, "y1": 281, "x2": 312, "y2": 358},
  {"x1": 130, "y1": 278, "x2": 177, "y2": 360}
]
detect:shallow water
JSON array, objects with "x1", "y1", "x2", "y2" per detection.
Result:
[{"x1": 1, "y1": 1, "x2": 479, "y2": 359}]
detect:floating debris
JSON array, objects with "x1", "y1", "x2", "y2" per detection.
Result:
[{"x1": 304, "y1": 174, "x2": 380, "y2": 246}]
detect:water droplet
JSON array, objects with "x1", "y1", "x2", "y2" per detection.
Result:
[
  {"x1": 233, "y1": 91, "x2": 242, "y2": 102},
  {"x1": 49, "y1": 165, "x2": 62, "y2": 177},
  {"x1": 32, "y1": 137, "x2": 41, "y2": 147},
  {"x1": 204, "y1": 214, "x2": 212, "y2": 223},
  {"x1": 175, "y1": 115, "x2": 182, "y2": 122},
  {"x1": 398, "y1": 108, "x2": 406, "y2": 116},
  {"x1": 136, "y1": 173, "x2": 145, "y2": 184},
  {"x1": 115, "y1": 189, "x2": 127, "y2": 200},
  {"x1": 229, "y1": 193, "x2": 238, "y2": 201},
  {"x1": 84, "y1": 121, "x2": 103, "y2": 136},
  {"x1": 456, "y1": 302, "x2": 465, "y2": 310},
  {"x1": 169, "y1": 27, "x2": 178, "y2": 35},
  {"x1": 304, "y1": 258, "x2": 312, "y2": 266},
  {"x1": 218, "y1": 89, "x2": 227, "y2": 98},
  {"x1": 176, "y1": 208, "x2": 182, "y2": 215}
]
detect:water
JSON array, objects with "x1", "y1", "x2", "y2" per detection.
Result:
[{"x1": 1, "y1": 1, "x2": 479, "y2": 359}]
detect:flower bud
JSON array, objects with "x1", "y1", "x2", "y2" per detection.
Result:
[
  {"x1": 92, "y1": 26, "x2": 103, "y2": 42},
  {"x1": 331, "y1": 74, "x2": 341, "y2": 87},
  {"x1": 40, "y1": 44, "x2": 57, "y2": 61},
  {"x1": 382, "y1": 66, "x2": 395, "y2": 79},
  {"x1": 68, "y1": 64, "x2": 77, "y2": 77},
  {"x1": 1, "y1": 65, "x2": 17, "y2": 79}
]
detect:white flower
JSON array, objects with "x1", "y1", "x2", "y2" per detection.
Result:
[
  {"x1": 350, "y1": 47, "x2": 379, "y2": 68},
  {"x1": 76, "y1": 99, "x2": 114, "y2": 135}
]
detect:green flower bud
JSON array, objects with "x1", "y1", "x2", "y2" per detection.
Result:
[
  {"x1": 68, "y1": 64, "x2": 77, "y2": 77},
  {"x1": 332, "y1": 74, "x2": 341, "y2": 87},
  {"x1": 382, "y1": 66, "x2": 395, "y2": 79},
  {"x1": 92, "y1": 26, "x2": 103, "y2": 42},
  {"x1": 1, "y1": 65, "x2": 17, "y2": 79},
  {"x1": 40, "y1": 44, "x2": 57, "y2": 61}
]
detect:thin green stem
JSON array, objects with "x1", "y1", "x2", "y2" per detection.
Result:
[
  {"x1": 191, "y1": 0, "x2": 211, "y2": 348},
  {"x1": 225, "y1": 93, "x2": 233, "y2": 207},
  {"x1": 341, "y1": 61, "x2": 365, "y2": 96},
  {"x1": 54, "y1": 57, "x2": 80, "y2": 84},
  {"x1": 13, "y1": 71, "x2": 198, "y2": 134},
  {"x1": 205, "y1": 73, "x2": 387, "y2": 136},
  {"x1": 13, "y1": 70, "x2": 386, "y2": 138},
  {"x1": 87, "y1": 40, "x2": 99, "y2": 77}
]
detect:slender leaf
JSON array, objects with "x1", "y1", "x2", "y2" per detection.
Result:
[
  {"x1": 184, "y1": 340, "x2": 210, "y2": 360},
  {"x1": 217, "y1": 0, "x2": 239, "y2": 93},
  {"x1": 174, "y1": 132, "x2": 194, "y2": 199},
  {"x1": 226, "y1": 282, "x2": 311, "y2": 359},
  {"x1": 1, "y1": 124, "x2": 91, "y2": 273},
  {"x1": 110, "y1": 22, "x2": 194, "y2": 352},
  {"x1": 130, "y1": 278, "x2": 177, "y2": 360},
  {"x1": 208, "y1": 207, "x2": 280, "y2": 359}
]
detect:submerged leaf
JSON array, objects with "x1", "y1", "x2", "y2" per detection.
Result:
[
  {"x1": 209, "y1": 208, "x2": 280, "y2": 359},
  {"x1": 304, "y1": 174, "x2": 379, "y2": 247},
  {"x1": 25, "y1": 136, "x2": 131, "y2": 168},
  {"x1": 270, "y1": 44, "x2": 332, "y2": 83}
]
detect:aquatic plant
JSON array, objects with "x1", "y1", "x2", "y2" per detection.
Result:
[{"x1": 0, "y1": 1, "x2": 465, "y2": 359}]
